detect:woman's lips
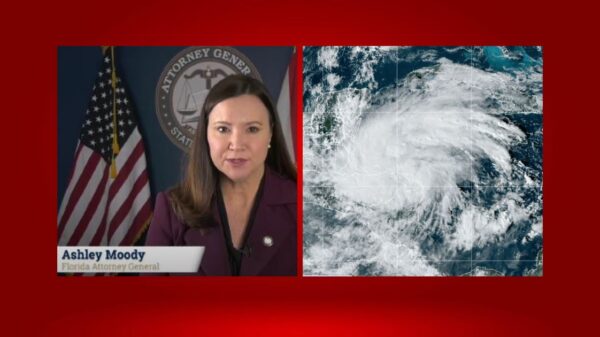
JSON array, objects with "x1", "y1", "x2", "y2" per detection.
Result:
[{"x1": 226, "y1": 158, "x2": 248, "y2": 167}]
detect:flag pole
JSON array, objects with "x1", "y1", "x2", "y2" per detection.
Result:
[{"x1": 110, "y1": 46, "x2": 120, "y2": 178}]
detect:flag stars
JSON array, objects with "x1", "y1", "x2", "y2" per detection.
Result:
[
  {"x1": 78, "y1": 64, "x2": 139, "y2": 157},
  {"x1": 104, "y1": 56, "x2": 110, "y2": 63}
]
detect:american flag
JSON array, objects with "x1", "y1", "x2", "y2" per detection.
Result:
[{"x1": 58, "y1": 48, "x2": 152, "y2": 246}]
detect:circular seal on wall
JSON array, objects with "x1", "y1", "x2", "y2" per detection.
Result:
[{"x1": 155, "y1": 46, "x2": 262, "y2": 151}]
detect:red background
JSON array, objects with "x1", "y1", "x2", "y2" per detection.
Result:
[{"x1": 2, "y1": 0, "x2": 597, "y2": 335}]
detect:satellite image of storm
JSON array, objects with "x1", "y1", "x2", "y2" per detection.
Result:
[{"x1": 303, "y1": 47, "x2": 543, "y2": 276}]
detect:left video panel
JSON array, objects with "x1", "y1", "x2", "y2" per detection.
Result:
[{"x1": 58, "y1": 46, "x2": 298, "y2": 276}]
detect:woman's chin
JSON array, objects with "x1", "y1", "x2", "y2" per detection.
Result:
[
  {"x1": 220, "y1": 164, "x2": 263, "y2": 185},
  {"x1": 220, "y1": 168, "x2": 252, "y2": 183}
]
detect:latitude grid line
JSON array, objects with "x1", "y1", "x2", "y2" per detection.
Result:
[{"x1": 303, "y1": 184, "x2": 519, "y2": 188}]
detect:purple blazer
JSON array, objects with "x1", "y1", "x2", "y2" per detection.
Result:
[{"x1": 145, "y1": 168, "x2": 297, "y2": 276}]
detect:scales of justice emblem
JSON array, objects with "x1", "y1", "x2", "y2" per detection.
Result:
[
  {"x1": 176, "y1": 67, "x2": 228, "y2": 125},
  {"x1": 156, "y1": 47, "x2": 262, "y2": 151}
]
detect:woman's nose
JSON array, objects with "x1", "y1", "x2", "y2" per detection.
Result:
[{"x1": 228, "y1": 129, "x2": 245, "y2": 150}]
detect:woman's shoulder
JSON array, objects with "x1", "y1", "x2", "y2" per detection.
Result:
[
  {"x1": 155, "y1": 189, "x2": 173, "y2": 206},
  {"x1": 270, "y1": 170, "x2": 296, "y2": 186},
  {"x1": 265, "y1": 168, "x2": 296, "y2": 205},
  {"x1": 146, "y1": 188, "x2": 190, "y2": 245},
  {"x1": 153, "y1": 188, "x2": 183, "y2": 220}
]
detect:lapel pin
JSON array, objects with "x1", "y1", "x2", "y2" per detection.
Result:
[{"x1": 263, "y1": 236, "x2": 273, "y2": 247}]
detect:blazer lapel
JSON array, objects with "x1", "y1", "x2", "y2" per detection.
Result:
[
  {"x1": 240, "y1": 204, "x2": 294, "y2": 275},
  {"x1": 240, "y1": 169, "x2": 296, "y2": 276},
  {"x1": 183, "y1": 202, "x2": 231, "y2": 276}
]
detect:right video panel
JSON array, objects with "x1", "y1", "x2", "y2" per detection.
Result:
[{"x1": 303, "y1": 47, "x2": 543, "y2": 276}]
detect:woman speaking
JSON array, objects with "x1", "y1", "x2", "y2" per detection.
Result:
[{"x1": 146, "y1": 75, "x2": 297, "y2": 276}]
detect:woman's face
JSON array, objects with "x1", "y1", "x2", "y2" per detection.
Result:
[{"x1": 207, "y1": 94, "x2": 272, "y2": 184}]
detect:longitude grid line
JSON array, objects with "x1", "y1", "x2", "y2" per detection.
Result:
[
  {"x1": 470, "y1": 46, "x2": 474, "y2": 274},
  {"x1": 395, "y1": 46, "x2": 400, "y2": 272}
]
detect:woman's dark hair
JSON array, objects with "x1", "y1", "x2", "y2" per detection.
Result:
[{"x1": 169, "y1": 74, "x2": 296, "y2": 228}]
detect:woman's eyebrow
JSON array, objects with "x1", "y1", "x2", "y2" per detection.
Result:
[{"x1": 212, "y1": 121, "x2": 264, "y2": 125}]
